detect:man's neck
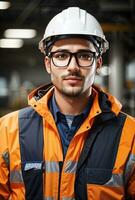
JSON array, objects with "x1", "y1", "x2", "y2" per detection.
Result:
[{"x1": 54, "y1": 88, "x2": 92, "y2": 115}]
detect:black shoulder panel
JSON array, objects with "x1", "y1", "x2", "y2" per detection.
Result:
[
  {"x1": 19, "y1": 107, "x2": 44, "y2": 200},
  {"x1": 75, "y1": 112, "x2": 127, "y2": 199}
]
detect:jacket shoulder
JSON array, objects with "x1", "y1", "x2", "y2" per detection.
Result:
[
  {"x1": 122, "y1": 111, "x2": 135, "y2": 124},
  {"x1": 0, "y1": 107, "x2": 34, "y2": 127},
  {"x1": 18, "y1": 106, "x2": 36, "y2": 119},
  {"x1": 120, "y1": 112, "x2": 135, "y2": 139},
  {"x1": 0, "y1": 109, "x2": 19, "y2": 124}
]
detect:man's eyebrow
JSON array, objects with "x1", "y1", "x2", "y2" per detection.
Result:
[{"x1": 51, "y1": 49, "x2": 70, "y2": 52}]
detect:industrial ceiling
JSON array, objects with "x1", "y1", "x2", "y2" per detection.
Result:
[{"x1": 0, "y1": 0, "x2": 135, "y2": 79}]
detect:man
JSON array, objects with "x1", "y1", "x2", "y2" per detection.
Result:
[{"x1": 0, "y1": 7, "x2": 135, "y2": 200}]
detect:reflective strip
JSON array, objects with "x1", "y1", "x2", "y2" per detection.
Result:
[
  {"x1": 101, "y1": 154, "x2": 135, "y2": 187},
  {"x1": 64, "y1": 160, "x2": 77, "y2": 174},
  {"x1": 44, "y1": 197, "x2": 75, "y2": 200},
  {"x1": 124, "y1": 153, "x2": 135, "y2": 183},
  {"x1": 24, "y1": 162, "x2": 42, "y2": 171},
  {"x1": 10, "y1": 170, "x2": 24, "y2": 183},
  {"x1": 105, "y1": 173, "x2": 123, "y2": 187},
  {"x1": 45, "y1": 161, "x2": 59, "y2": 173},
  {"x1": 2, "y1": 151, "x2": 9, "y2": 167}
]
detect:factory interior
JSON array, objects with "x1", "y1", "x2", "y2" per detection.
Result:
[{"x1": 0, "y1": 0, "x2": 135, "y2": 117}]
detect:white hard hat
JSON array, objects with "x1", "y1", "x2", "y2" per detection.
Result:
[{"x1": 39, "y1": 7, "x2": 109, "y2": 54}]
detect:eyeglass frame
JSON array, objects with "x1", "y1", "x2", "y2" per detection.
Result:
[{"x1": 47, "y1": 50, "x2": 97, "y2": 68}]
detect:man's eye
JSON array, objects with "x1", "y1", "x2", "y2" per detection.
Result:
[
  {"x1": 53, "y1": 52, "x2": 68, "y2": 60},
  {"x1": 78, "y1": 53, "x2": 93, "y2": 60}
]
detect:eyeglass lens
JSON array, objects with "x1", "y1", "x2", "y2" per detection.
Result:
[{"x1": 49, "y1": 51, "x2": 95, "y2": 67}]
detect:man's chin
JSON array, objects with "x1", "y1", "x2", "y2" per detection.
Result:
[{"x1": 61, "y1": 86, "x2": 83, "y2": 97}]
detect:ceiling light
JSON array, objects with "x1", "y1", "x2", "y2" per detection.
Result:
[
  {"x1": 4, "y1": 29, "x2": 37, "y2": 39},
  {"x1": 0, "y1": 39, "x2": 23, "y2": 48},
  {"x1": 0, "y1": 1, "x2": 10, "y2": 9},
  {"x1": 126, "y1": 59, "x2": 135, "y2": 81}
]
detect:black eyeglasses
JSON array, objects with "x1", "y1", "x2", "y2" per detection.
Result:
[{"x1": 48, "y1": 50, "x2": 96, "y2": 68}]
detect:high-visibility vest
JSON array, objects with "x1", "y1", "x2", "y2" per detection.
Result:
[{"x1": 19, "y1": 106, "x2": 127, "y2": 200}]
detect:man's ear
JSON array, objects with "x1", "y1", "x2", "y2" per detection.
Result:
[
  {"x1": 44, "y1": 56, "x2": 51, "y2": 74},
  {"x1": 96, "y1": 56, "x2": 102, "y2": 73}
]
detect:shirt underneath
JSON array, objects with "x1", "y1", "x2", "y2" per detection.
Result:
[{"x1": 49, "y1": 94, "x2": 93, "y2": 157}]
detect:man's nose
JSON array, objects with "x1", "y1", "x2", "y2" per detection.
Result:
[{"x1": 67, "y1": 55, "x2": 80, "y2": 71}]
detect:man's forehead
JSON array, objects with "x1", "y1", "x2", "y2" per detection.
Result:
[{"x1": 51, "y1": 37, "x2": 96, "y2": 51}]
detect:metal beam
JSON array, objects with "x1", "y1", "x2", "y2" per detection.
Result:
[
  {"x1": 100, "y1": 1, "x2": 131, "y2": 11},
  {"x1": 15, "y1": 0, "x2": 41, "y2": 25},
  {"x1": 101, "y1": 23, "x2": 135, "y2": 32}
]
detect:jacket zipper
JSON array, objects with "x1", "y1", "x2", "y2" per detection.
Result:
[{"x1": 58, "y1": 161, "x2": 63, "y2": 200}]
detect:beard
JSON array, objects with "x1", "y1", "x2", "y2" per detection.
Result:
[
  {"x1": 55, "y1": 72, "x2": 85, "y2": 98},
  {"x1": 60, "y1": 84, "x2": 84, "y2": 97}
]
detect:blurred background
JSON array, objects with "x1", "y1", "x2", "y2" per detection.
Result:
[{"x1": 0, "y1": 0, "x2": 135, "y2": 116}]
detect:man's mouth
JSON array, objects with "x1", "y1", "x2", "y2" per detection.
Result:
[
  {"x1": 64, "y1": 76, "x2": 82, "y2": 80},
  {"x1": 63, "y1": 76, "x2": 83, "y2": 85}
]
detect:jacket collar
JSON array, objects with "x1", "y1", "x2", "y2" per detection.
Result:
[{"x1": 28, "y1": 83, "x2": 122, "y2": 121}]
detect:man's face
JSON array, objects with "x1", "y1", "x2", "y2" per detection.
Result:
[{"x1": 45, "y1": 38, "x2": 102, "y2": 98}]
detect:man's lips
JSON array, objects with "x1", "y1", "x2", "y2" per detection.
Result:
[
  {"x1": 64, "y1": 76, "x2": 82, "y2": 81},
  {"x1": 63, "y1": 76, "x2": 83, "y2": 85}
]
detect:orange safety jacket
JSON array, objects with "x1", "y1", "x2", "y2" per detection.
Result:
[{"x1": 0, "y1": 83, "x2": 135, "y2": 200}]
